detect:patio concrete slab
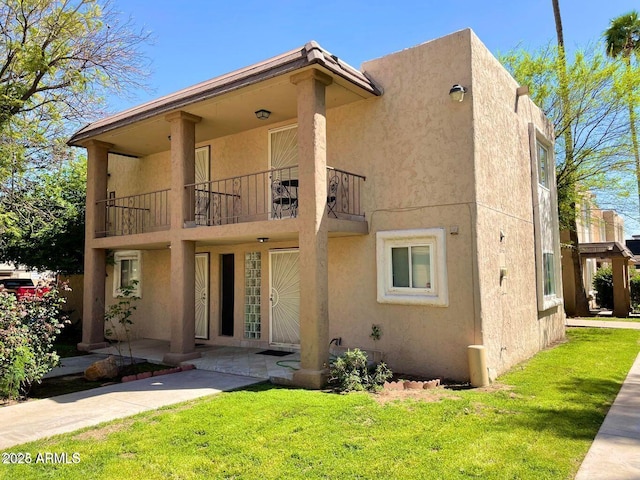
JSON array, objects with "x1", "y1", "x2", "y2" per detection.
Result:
[{"x1": 0, "y1": 370, "x2": 262, "y2": 450}]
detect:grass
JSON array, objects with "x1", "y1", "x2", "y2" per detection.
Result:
[
  {"x1": 2, "y1": 328, "x2": 639, "y2": 480},
  {"x1": 577, "y1": 315, "x2": 640, "y2": 322}
]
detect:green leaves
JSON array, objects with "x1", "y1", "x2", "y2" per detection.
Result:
[
  {"x1": 500, "y1": 44, "x2": 639, "y2": 229},
  {"x1": 0, "y1": 157, "x2": 87, "y2": 274}
]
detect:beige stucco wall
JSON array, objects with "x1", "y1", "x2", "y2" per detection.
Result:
[
  {"x1": 104, "y1": 249, "x2": 172, "y2": 341},
  {"x1": 97, "y1": 29, "x2": 564, "y2": 381},
  {"x1": 469, "y1": 31, "x2": 564, "y2": 376},
  {"x1": 59, "y1": 274, "x2": 84, "y2": 324}
]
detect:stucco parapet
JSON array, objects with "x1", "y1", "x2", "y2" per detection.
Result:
[
  {"x1": 164, "y1": 111, "x2": 202, "y2": 124},
  {"x1": 290, "y1": 68, "x2": 333, "y2": 87}
]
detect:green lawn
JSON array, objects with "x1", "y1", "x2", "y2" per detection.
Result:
[
  {"x1": 576, "y1": 315, "x2": 640, "y2": 322},
  {"x1": 2, "y1": 328, "x2": 639, "y2": 480}
]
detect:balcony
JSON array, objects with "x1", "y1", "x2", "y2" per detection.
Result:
[
  {"x1": 97, "y1": 189, "x2": 170, "y2": 237},
  {"x1": 184, "y1": 166, "x2": 366, "y2": 226},
  {"x1": 97, "y1": 166, "x2": 365, "y2": 238}
]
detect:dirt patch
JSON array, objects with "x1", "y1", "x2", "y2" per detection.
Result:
[
  {"x1": 374, "y1": 387, "x2": 461, "y2": 405},
  {"x1": 373, "y1": 379, "x2": 512, "y2": 405},
  {"x1": 74, "y1": 418, "x2": 135, "y2": 441}
]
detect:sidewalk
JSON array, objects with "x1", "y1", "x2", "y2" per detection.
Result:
[
  {"x1": 568, "y1": 318, "x2": 640, "y2": 479},
  {"x1": 0, "y1": 370, "x2": 262, "y2": 450},
  {"x1": 566, "y1": 318, "x2": 640, "y2": 330}
]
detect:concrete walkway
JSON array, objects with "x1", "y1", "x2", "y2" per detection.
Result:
[
  {"x1": 566, "y1": 318, "x2": 640, "y2": 330},
  {"x1": 568, "y1": 318, "x2": 640, "y2": 479},
  {"x1": 0, "y1": 370, "x2": 262, "y2": 450}
]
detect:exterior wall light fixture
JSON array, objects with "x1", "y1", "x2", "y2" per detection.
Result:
[
  {"x1": 257, "y1": 237, "x2": 269, "y2": 243},
  {"x1": 449, "y1": 84, "x2": 467, "y2": 102},
  {"x1": 255, "y1": 109, "x2": 271, "y2": 120}
]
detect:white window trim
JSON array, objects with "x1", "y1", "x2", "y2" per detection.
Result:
[
  {"x1": 376, "y1": 228, "x2": 448, "y2": 306},
  {"x1": 113, "y1": 250, "x2": 142, "y2": 298},
  {"x1": 529, "y1": 125, "x2": 563, "y2": 311}
]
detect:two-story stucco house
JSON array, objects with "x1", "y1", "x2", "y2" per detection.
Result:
[{"x1": 70, "y1": 29, "x2": 565, "y2": 388}]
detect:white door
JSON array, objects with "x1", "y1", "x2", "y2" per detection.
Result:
[
  {"x1": 269, "y1": 249, "x2": 300, "y2": 346},
  {"x1": 195, "y1": 146, "x2": 210, "y2": 225},
  {"x1": 195, "y1": 253, "x2": 209, "y2": 339},
  {"x1": 269, "y1": 125, "x2": 298, "y2": 219}
]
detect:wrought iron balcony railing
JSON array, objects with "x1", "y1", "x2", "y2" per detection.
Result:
[
  {"x1": 96, "y1": 166, "x2": 365, "y2": 237},
  {"x1": 185, "y1": 165, "x2": 365, "y2": 226},
  {"x1": 326, "y1": 167, "x2": 366, "y2": 219},
  {"x1": 96, "y1": 189, "x2": 170, "y2": 237}
]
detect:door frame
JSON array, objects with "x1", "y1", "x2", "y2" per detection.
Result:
[
  {"x1": 268, "y1": 124, "x2": 298, "y2": 220},
  {"x1": 194, "y1": 252, "x2": 210, "y2": 340},
  {"x1": 268, "y1": 248, "x2": 300, "y2": 348}
]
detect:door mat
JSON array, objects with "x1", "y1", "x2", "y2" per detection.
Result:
[{"x1": 256, "y1": 350, "x2": 293, "y2": 357}]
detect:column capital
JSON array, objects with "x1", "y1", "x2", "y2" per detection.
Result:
[
  {"x1": 79, "y1": 139, "x2": 114, "y2": 150},
  {"x1": 290, "y1": 68, "x2": 333, "y2": 87},
  {"x1": 165, "y1": 110, "x2": 202, "y2": 124}
]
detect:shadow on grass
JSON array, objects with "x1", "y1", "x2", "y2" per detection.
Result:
[{"x1": 507, "y1": 375, "x2": 623, "y2": 441}]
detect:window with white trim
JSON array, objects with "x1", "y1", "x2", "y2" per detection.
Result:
[
  {"x1": 376, "y1": 229, "x2": 448, "y2": 306},
  {"x1": 530, "y1": 126, "x2": 562, "y2": 311},
  {"x1": 113, "y1": 250, "x2": 141, "y2": 297},
  {"x1": 537, "y1": 141, "x2": 550, "y2": 188}
]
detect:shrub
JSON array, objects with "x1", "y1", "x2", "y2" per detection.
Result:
[
  {"x1": 593, "y1": 267, "x2": 640, "y2": 312},
  {"x1": 329, "y1": 348, "x2": 392, "y2": 393},
  {"x1": 630, "y1": 270, "x2": 640, "y2": 311},
  {"x1": 105, "y1": 281, "x2": 139, "y2": 368},
  {"x1": 0, "y1": 286, "x2": 68, "y2": 400},
  {"x1": 592, "y1": 267, "x2": 613, "y2": 309}
]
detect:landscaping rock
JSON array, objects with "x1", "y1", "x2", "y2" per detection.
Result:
[
  {"x1": 84, "y1": 356, "x2": 118, "y2": 381},
  {"x1": 383, "y1": 381, "x2": 405, "y2": 390},
  {"x1": 404, "y1": 381, "x2": 424, "y2": 390},
  {"x1": 423, "y1": 379, "x2": 441, "y2": 389}
]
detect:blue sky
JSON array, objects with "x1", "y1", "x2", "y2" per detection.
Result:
[
  {"x1": 110, "y1": 0, "x2": 639, "y2": 109},
  {"x1": 109, "y1": 0, "x2": 640, "y2": 233}
]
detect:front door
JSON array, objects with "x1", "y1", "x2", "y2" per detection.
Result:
[
  {"x1": 220, "y1": 253, "x2": 235, "y2": 336},
  {"x1": 195, "y1": 253, "x2": 209, "y2": 339},
  {"x1": 269, "y1": 249, "x2": 300, "y2": 346}
]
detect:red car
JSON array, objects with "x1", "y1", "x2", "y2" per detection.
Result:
[{"x1": 0, "y1": 278, "x2": 50, "y2": 299}]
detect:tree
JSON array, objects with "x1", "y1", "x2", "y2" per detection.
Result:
[
  {"x1": 550, "y1": 0, "x2": 592, "y2": 316},
  {"x1": 604, "y1": 11, "x2": 640, "y2": 217},
  {"x1": 500, "y1": 45, "x2": 635, "y2": 315},
  {"x1": 0, "y1": 0, "x2": 149, "y2": 172},
  {"x1": 0, "y1": 0, "x2": 149, "y2": 273},
  {"x1": 0, "y1": 158, "x2": 86, "y2": 274}
]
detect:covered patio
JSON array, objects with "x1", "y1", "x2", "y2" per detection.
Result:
[
  {"x1": 91, "y1": 339, "x2": 301, "y2": 384},
  {"x1": 579, "y1": 242, "x2": 635, "y2": 317}
]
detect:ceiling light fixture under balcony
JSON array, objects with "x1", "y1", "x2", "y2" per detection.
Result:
[{"x1": 255, "y1": 109, "x2": 271, "y2": 120}]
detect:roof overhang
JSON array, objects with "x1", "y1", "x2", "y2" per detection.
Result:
[
  {"x1": 578, "y1": 242, "x2": 635, "y2": 260},
  {"x1": 68, "y1": 41, "x2": 382, "y2": 156}
]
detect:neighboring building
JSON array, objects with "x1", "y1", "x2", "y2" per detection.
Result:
[
  {"x1": 0, "y1": 263, "x2": 33, "y2": 279},
  {"x1": 561, "y1": 197, "x2": 632, "y2": 316},
  {"x1": 69, "y1": 29, "x2": 565, "y2": 388},
  {"x1": 625, "y1": 235, "x2": 640, "y2": 264}
]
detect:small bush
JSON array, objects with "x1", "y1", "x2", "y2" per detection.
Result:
[
  {"x1": 329, "y1": 348, "x2": 392, "y2": 393},
  {"x1": 630, "y1": 270, "x2": 640, "y2": 311},
  {"x1": 0, "y1": 286, "x2": 68, "y2": 400},
  {"x1": 593, "y1": 267, "x2": 613, "y2": 309},
  {"x1": 593, "y1": 267, "x2": 640, "y2": 312}
]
